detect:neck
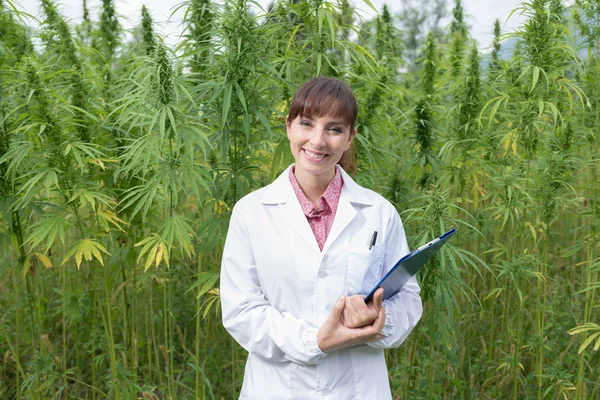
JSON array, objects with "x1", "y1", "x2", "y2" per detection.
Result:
[{"x1": 294, "y1": 165, "x2": 336, "y2": 206}]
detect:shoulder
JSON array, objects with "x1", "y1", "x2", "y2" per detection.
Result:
[
  {"x1": 231, "y1": 186, "x2": 268, "y2": 215},
  {"x1": 360, "y1": 186, "x2": 396, "y2": 210},
  {"x1": 340, "y1": 168, "x2": 398, "y2": 216}
]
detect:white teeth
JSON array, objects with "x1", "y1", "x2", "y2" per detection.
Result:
[{"x1": 304, "y1": 149, "x2": 326, "y2": 159}]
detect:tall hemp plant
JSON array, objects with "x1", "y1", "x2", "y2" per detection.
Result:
[
  {"x1": 113, "y1": 30, "x2": 211, "y2": 394},
  {"x1": 569, "y1": 1, "x2": 600, "y2": 398},
  {"x1": 2, "y1": 0, "x2": 600, "y2": 398},
  {"x1": 448, "y1": 0, "x2": 468, "y2": 79},
  {"x1": 0, "y1": 2, "x2": 34, "y2": 398},
  {"x1": 410, "y1": 32, "x2": 440, "y2": 188},
  {"x1": 482, "y1": 0, "x2": 585, "y2": 397}
]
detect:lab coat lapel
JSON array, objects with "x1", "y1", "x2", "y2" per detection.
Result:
[
  {"x1": 261, "y1": 165, "x2": 372, "y2": 256},
  {"x1": 321, "y1": 167, "x2": 372, "y2": 254},
  {"x1": 261, "y1": 166, "x2": 321, "y2": 254},
  {"x1": 283, "y1": 195, "x2": 321, "y2": 254},
  {"x1": 321, "y1": 189, "x2": 355, "y2": 254}
]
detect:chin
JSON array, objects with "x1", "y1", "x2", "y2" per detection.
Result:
[{"x1": 297, "y1": 161, "x2": 335, "y2": 175}]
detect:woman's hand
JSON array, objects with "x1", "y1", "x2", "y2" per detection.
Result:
[
  {"x1": 317, "y1": 293, "x2": 385, "y2": 353},
  {"x1": 341, "y1": 288, "x2": 384, "y2": 329}
]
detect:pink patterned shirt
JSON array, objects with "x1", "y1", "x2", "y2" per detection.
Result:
[{"x1": 289, "y1": 165, "x2": 343, "y2": 251}]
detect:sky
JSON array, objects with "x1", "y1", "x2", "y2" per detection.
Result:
[{"x1": 13, "y1": 0, "x2": 527, "y2": 51}]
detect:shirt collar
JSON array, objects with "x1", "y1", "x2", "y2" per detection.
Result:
[
  {"x1": 259, "y1": 164, "x2": 372, "y2": 206},
  {"x1": 288, "y1": 165, "x2": 343, "y2": 217}
]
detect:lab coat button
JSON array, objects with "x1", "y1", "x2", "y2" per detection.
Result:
[
  {"x1": 318, "y1": 269, "x2": 328, "y2": 277},
  {"x1": 321, "y1": 388, "x2": 330, "y2": 395}
]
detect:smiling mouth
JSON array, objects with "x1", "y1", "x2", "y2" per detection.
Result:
[{"x1": 303, "y1": 149, "x2": 328, "y2": 160}]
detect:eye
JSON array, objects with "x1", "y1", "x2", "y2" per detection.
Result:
[
  {"x1": 299, "y1": 120, "x2": 312, "y2": 127},
  {"x1": 328, "y1": 127, "x2": 343, "y2": 134}
]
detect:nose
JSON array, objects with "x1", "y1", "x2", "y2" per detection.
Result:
[{"x1": 309, "y1": 127, "x2": 326, "y2": 148}]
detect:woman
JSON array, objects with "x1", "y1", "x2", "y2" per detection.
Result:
[{"x1": 220, "y1": 77, "x2": 422, "y2": 399}]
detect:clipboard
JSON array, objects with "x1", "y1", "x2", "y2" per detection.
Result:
[{"x1": 363, "y1": 228, "x2": 457, "y2": 303}]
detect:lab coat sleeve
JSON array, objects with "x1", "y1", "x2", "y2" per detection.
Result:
[
  {"x1": 368, "y1": 208, "x2": 423, "y2": 349},
  {"x1": 220, "y1": 201, "x2": 327, "y2": 365}
]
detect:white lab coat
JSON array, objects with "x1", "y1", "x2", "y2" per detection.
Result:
[{"x1": 220, "y1": 165, "x2": 422, "y2": 399}]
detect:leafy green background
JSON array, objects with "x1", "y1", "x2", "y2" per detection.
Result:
[{"x1": 0, "y1": 0, "x2": 599, "y2": 398}]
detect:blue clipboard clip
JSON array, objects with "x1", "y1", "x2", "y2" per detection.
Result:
[{"x1": 363, "y1": 228, "x2": 457, "y2": 304}]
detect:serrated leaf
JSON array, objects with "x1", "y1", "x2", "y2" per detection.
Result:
[
  {"x1": 98, "y1": 209, "x2": 128, "y2": 233},
  {"x1": 362, "y1": 0, "x2": 378, "y2": 13},
  {"x1": 192, "y1": 273, "x2": 220, "y2": 299},
  {"x1": 62, "y1": 239, "x2": 110, "y2": 269},
  {"x1": 35, "y1": 253, "x2": 53, "y2": 269},
  {"x1": 145, "y1": 244, "x2": 158, "y2": 272},
  {"x1": 156, "y1": 244, "x2": 164, "y2": 269},
  {"x1": 22, "y1": 255, "x2": 31, "y2": 279},
  {"x1": 25, "y1": 215, "x2": 67, "y2": 251},
  {"x1": 135, "y1": 234, "x2": 170, "y2": 271},
  {"x1": 569, "y1": 323, "x2": 600, "y2": 335},
  {"x1": 483, "y1": 287, "x2": 503, "y2": 302},
  {"x1": 578, "y1": 332, "x2": 600, "y2": 354},
  {"x1": 531, "y1": 66, "x2": 540, "y2": 93}
]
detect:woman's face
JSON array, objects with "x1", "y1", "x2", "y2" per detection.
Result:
[{"x1": 286, "y1": 114, "x2": 355, "y2": 180}]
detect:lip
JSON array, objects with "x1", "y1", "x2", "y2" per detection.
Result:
[{"x1": 302, "y1": 149, "x2": 329, "y2": 162}]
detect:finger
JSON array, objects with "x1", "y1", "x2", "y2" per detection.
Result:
[
  {"x1": 353, "y1": 310, "x2": 384, "y2": 336},
  {"x1": 366, "y1": 288, "x2": 382, "y2": 306},
  {"x1": 372, "y1": 306, "x2": 386, "y2": 333},
  {"x1": 346, "y1": 296, "x2": 359, "y2": 315},
  {"x1": 369, "y1": 288, "x2": 384, "y2": 311},
  {"x1": 349, "y1": 299, "x2": 372, "y2": 327},
  {"x1": 352, "y1": 300, "x2": 377, "y2": 326},
  {"x1": 350, "y1": 297, "x2": 370, "y2": 316},
  {"x1": 329, "y1": 295, "x2": 346, "y2": 322}
]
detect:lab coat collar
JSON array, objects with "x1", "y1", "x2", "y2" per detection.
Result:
[
  {"x1": 260, "y1": 164, "x2": 372, "y2": 254},
  {"x1": 260, "y1": 165, "x2": 373, "y2": 206}
]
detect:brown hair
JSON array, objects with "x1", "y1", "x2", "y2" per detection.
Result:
[{"x1": 287, "y1": 77, "x2": 358, "y2": 175}]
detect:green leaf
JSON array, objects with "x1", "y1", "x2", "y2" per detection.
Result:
[
  {"x1": 18, "y1": 168, "x2": 61, "y2": 199},
  {"x1": 221, "y1": 81, "x2": 232, "y2": 130},
  {"x1": 362, "y1": 0, "x2": 378, "y2": 13},
  {"x1": 569, "y1": 323, "x2": 600, "y2": 335},
  {"x1": 0, "y1": 141, "x2": 32, "y2": 176},
  {"x1": 35, "y1": 253, "x2": 53, "y2": 269},
  {"x1": 530, "y1": 66, "x2": 540, "y2": 93},
  {"x1": 161, "y1": 215, "x2": 196, "y2": 258},
  {"x1": 483, "y1": 287, "x2": 504, "y2": 302},
  {"x1": 186, "y1": 272, "x2": 220, "y2": 298},
  {"x1": 25, "y1": 215, "x2": 67, "y2": 251},
  {"x1": 135, "y1": 234, "x2": 170, "y2": 271},
  {"x1": 578, "y1": 332, "x2": 600, "y2": 354},
  {"x1": 61, "y1": 239, "x2": 110, "y2": 269},
  {"x1": 233, "y1": 81, "x2": 248, "y2": 115}
]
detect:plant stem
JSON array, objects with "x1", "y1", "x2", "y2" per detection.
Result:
[
  {"x1": 576, "y1": 107, "x2": 598, "y2": 400},
  {"x1": 101, "y1": 264, "x2": 120, "y2": 400},
  {"x1": 196, "y1": 257, "x2": 203, "y2": 397},
  {"x1": 62, "y1": 263, "x2": 69, "y2": 398},
  {"x1": 91, "y1": 271, "x2": 97, "y2": 400},
  {"x1": 163, "y1": 267, "x2": 173, "y2": 399}
]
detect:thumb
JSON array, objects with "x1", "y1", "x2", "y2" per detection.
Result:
[{"x1": 374, "y1": 288, "x2": 384, "y2": 310}]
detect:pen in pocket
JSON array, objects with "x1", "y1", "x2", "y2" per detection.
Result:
[{"x1": 368, "y1": 231, "x2": 378, "y2": 250}]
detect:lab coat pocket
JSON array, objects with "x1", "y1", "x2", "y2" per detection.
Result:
[{"x1": 347, "y1": 243, "x2": 384, "y2": 295}]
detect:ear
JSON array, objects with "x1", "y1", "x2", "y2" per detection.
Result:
[
  {"x1": 345, "y1": 128, "x2": 357, "y2": 151},
  {"x1": 286, "y1": 115, "x2": 291, "y2": 140}
]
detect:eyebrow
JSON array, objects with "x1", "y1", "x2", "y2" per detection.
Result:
[
  {"x1": 325, "y1": 120, "x2": 347, "y2": 126},
  {"x1": 298, "y1": 116, "x2": 348, "y2": 126}
]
